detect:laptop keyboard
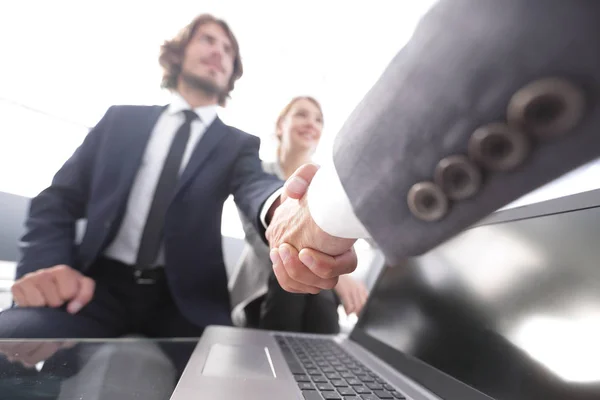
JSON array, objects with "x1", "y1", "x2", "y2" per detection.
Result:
[{"x1": 275, "y1": 335, "x2": 407, "y2": 400}]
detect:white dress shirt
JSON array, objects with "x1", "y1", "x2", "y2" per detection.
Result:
[
  {"x1": 306, "y1": 157, "x2": 371, "y2": 239},
  {"x1": 104, "y1": 94, "x2": 278, "y2": 266},
  {"x1": 104, "y1": 94, "x2": 217, "y2": 265}
]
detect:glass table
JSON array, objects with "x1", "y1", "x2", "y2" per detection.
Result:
[{"x1": 0, "y1": 337, "x2": 200, "y2": 399}]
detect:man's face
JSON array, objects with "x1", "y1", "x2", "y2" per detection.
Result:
[{"x1": 180, "y1": 22, "x2": 235, "y2": 97}]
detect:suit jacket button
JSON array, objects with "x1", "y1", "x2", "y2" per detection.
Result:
[
  {"x1": 434, "y1": 155, "x2": 482, "y2": 201},
  {"x1": 468, "y1": 122, "x2": 530, "y2": 172},
  {"x1": 407, "y1": 182, "x2": 449, "y2": 222},
  {"x1": 507, "y1": 77, "x2": 585, "y2": 139}
]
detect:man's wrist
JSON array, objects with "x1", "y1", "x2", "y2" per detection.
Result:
[
  {"x1": 266, "y1": 196, "x2": 281, "y2": 225},
  {"x1": 260, "y1": 188, "x2": 284, "y2": 228}
]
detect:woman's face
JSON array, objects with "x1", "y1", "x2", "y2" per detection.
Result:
[{"x1": 277, "y1": 98, "x2": 324, "y2": 153}]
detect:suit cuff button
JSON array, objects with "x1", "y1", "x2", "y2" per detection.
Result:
[{"x1": 407, "y1": 182, "x2": 448, "y2": 222}]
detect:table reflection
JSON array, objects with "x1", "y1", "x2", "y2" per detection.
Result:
[{"x1": 0, "y1": 338, "x2": 198, "y2": 399}]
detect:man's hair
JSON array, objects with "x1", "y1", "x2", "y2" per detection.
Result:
[{"x1": 159, "y1": 14, "x2": 243, "y2": 106}]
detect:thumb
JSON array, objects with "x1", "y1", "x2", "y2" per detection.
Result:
[
  {"x1": 67, "y1": 276, "x2": 95, "y2": 314},
  {"x1": 284, "y1": 163, "x2": 320, "y2": 200}
]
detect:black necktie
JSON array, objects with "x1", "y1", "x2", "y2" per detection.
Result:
[{"x1": 136, "y1": 109, "x2": 198, "y2": 269}]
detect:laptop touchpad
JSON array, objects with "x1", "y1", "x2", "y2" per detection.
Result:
[{"x1": 201, "y1": 343, "x2": 276, "y2": 379}]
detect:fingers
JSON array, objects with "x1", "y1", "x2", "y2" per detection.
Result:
[
  {"x1": 348, "y1": 280, "x2": 368, "y2": 315},
  {"x1": 11, "y1": 277, "x2": 45, "y2": 307},
  {"x1": 52, "y1": 265, "x2": 94, "y2": 313},
  {"x1": 352, "y1": 292, "x2": 363, "y2": 315},
  {"x1": 37, "y1": 272, "x2": 63, "y2": 308},
  {"x1": 273, "y1": 263, "x2": 319, "y2": 294},
  {"x1": 20, "y1": 342, "x2": 63, "y2": 368},
  {"x1": 298, "y1": 247, "x2": 358, "y2": 280},
  {"x1": 358, "y1": 284, "x2": 369, "y2": 314},
  {"x1": 335, "y1": 276, "x2": 357, "y2": 315},
  {"x1": 54, "y1": 265, "x2": 81, "y2": 300},
  {"x1": 10, "y1": 265, "x2": 94, "y2": 313},
  {"x1": 279, "y1": 244, "x2": 338, "y2": 290},
  {"x1": 67, "y1": 277, "x2": 95, "y2": 314},
  {"x1": 283, "y1": 163, "x2": 320, "y2": 200},
  {"x1": 10, "y1": 284, "x2": 26, "y2": 307},
  {"x1": 342, "y1": 294, "x2": 356, "y2": 315},
  {"x1": 271, "y1": 244, "x2": 356, "y2": 295},
  {"x1": 24, "y1": 284, "x2": 46, "y2": 307},
  {"x1": 338, "y1": 280, "x2": 368, "y2": 315},
  {"x1": 271, "y1": 249, "x2": 322, "y2": 294},
  {"x1": 1, "y1": 342, "x2": 64, "y2": 368}
]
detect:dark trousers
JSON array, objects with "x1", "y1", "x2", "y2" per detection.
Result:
[
  {"x1": 0, "y1": 257, "x2": 204, "y2": 339},
  {"x1": 0, "y1": 258, "x2": 204, "y2": 375},
  {"x1": 259, "y1": 272, "x2": 340, "y2": 334}
]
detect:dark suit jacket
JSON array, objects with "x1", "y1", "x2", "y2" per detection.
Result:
[
  {"x1": 333, "y1": 0, "x2": 600, "y2": 265},
  {"x1": 16, "y1": 105, "x2": 282, "y2": 327}
]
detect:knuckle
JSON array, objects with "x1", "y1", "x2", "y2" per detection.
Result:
[
  {"x1": 286, "y1": 265, "x2": 302, "y2": 281},
  {"x1": 35, "y1": 271, "x2": 53, "y2": 286},
  {"x1": 273, "y1": 271, "x2": 288, "y2": 287},
  {"x1": 80, "y1": 289, "x2": 93, "y2": 303},
  {"x1": 58, "y1": 281, "x2": 78, "y2": 299},
  {"x1": 313, "y1": 265, "x2": 335, "y2": 279},
  {"x1": 56, "y1": 265, "x2": 78, "y2": 280},
  {"x1": 52, "y1": 265, "x2": 69, "y2": 274},
  {"x1": 278, "y1": 275, "x2": 291, "y2": 288},
  {"x1": 82, "y1": 276, "x2": 95, "y2": 288},
  {"x1": 30, "y1": 296, "x2": 44, "y2": 307},
  {"x1": 48, "y1": 299, "x2": 62, "y2": 308},
  {"x1": 11, "y1": 279, "x2": 22, "y2": 290},
  {"x1": 17, "y1": 274, "x2": 34, "y2": 287},
  {"x1": 281, "y1": 283, "x2": 294, "y2": 293}
]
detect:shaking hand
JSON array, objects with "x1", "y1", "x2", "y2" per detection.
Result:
[{"x1": 266, "y1": 164, "x2": 358, "y2": 293}]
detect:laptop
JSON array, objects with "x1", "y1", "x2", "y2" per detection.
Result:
[{"x1": 172, "y1": 189, "x2": 600, "y2": 400}]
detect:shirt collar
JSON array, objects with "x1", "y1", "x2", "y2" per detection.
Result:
[{"x1": 167, "y1": 92, "x2": 219, "y2": 126}]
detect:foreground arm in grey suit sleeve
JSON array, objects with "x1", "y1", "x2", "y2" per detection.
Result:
[{"x1": 269, "y1": 0, "x2": 600, "y2": 271}]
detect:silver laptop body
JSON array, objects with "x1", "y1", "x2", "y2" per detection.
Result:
[
  {"x1": 172, "y1": 189, "x2": 600, "y2": 400},
  {"x1": 172, "y1": 326, "x2": 438, "y2": 400}
]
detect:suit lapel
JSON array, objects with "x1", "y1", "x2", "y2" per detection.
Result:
[{"x1": 176, "y1": 117, "x2": 228, "y2": 195}]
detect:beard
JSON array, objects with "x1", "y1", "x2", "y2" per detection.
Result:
[{"x1": 180, "y1": 70, "x2": 225, "y2": 97}]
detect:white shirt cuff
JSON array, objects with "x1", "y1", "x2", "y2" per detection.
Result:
[
  {"x1": 306, "y1": 162, "x2": 371, "y2": 239},
  {"x1": 260, "y1": 188, "x2": 283, "y2": 228}
]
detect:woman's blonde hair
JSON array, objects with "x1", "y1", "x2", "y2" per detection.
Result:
[{"x1": 274, "y1": 96, "x2": 324, "y2": 157}]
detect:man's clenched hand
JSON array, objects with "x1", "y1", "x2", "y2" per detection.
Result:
[{"x1": 11, "y1": 264, "x2": 95, "y2": 314}]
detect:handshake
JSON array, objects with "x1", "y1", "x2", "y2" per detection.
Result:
[{"x1": 266, "y1": 164, "x2": 359, "y2": 294}]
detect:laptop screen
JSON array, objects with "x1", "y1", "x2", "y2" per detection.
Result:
[{"x1": 351, "y1": 191, "x2": 600, "y2": 400}]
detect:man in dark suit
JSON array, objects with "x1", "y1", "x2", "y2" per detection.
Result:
[
  {"x1": 0, "y1": 13, "x2": 353, "y2": 339},
  {"x1": 266, "y1": 0, "x2": 600, "y2": 293}
]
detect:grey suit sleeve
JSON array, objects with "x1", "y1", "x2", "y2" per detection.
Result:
[{"x1": 332, "y1": 0, "x2": 600, "y2": 265}]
